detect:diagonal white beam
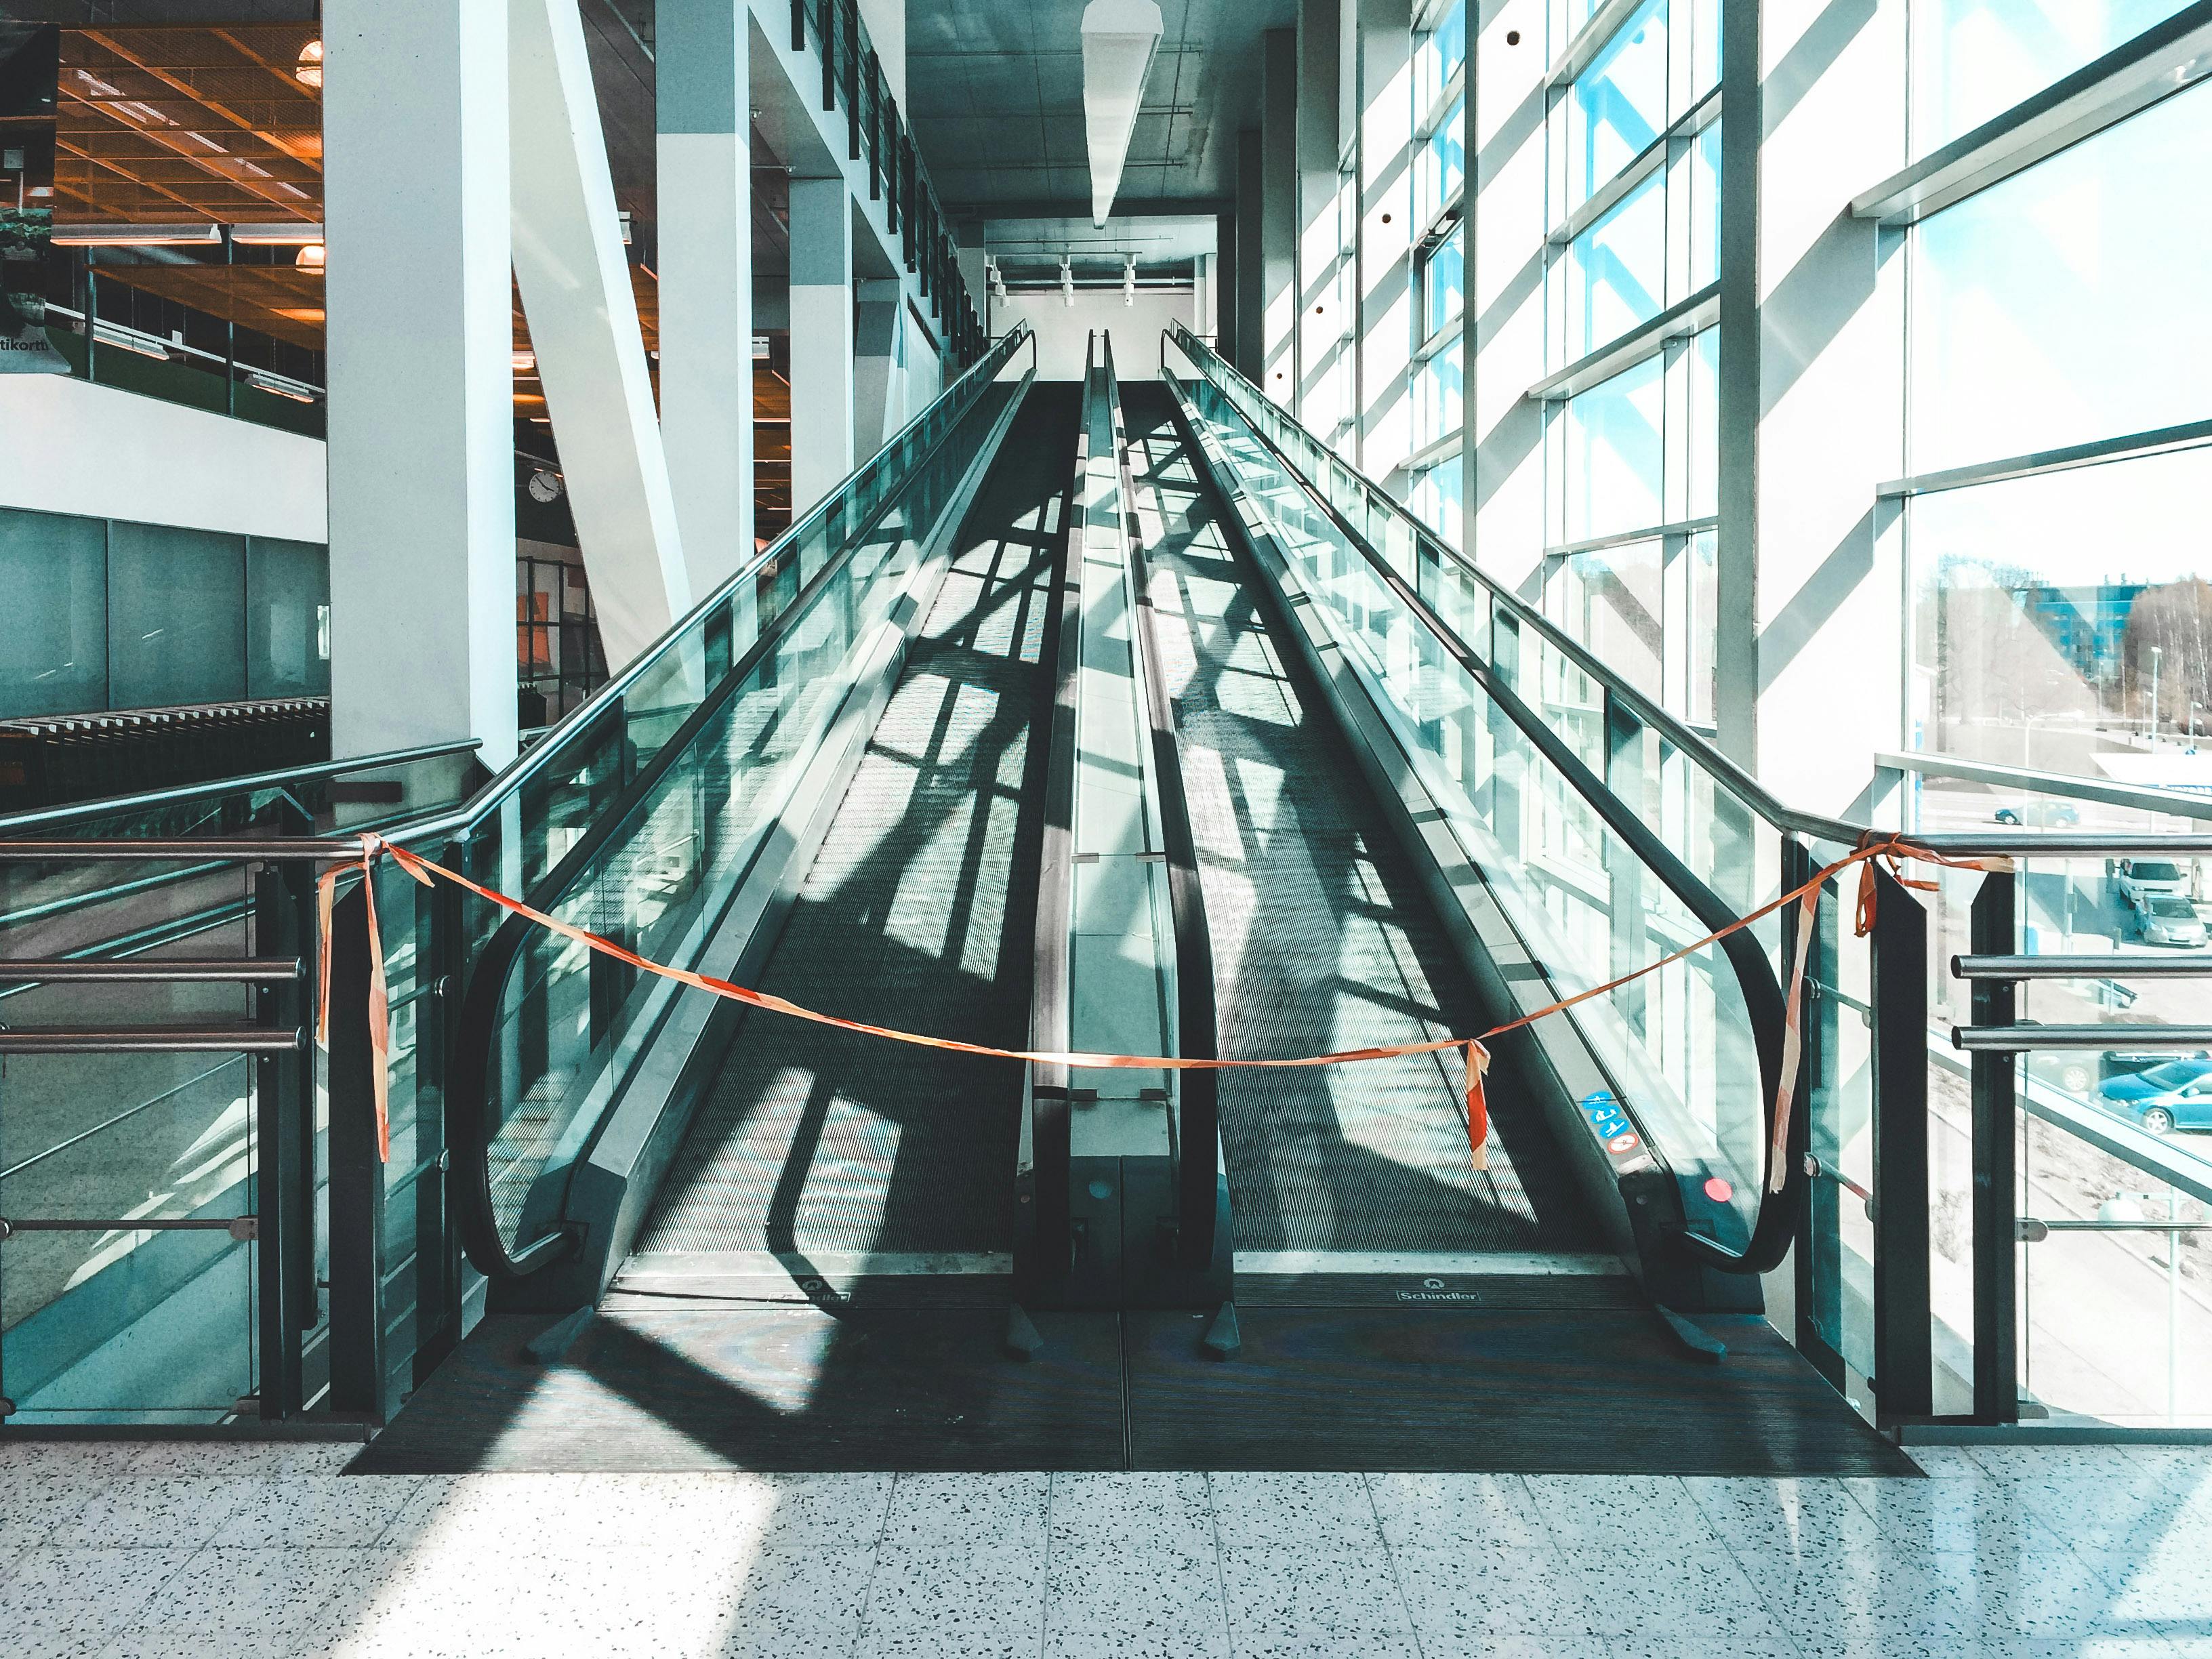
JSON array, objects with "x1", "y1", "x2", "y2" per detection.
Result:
[{"x1": 510, "y1": 0, "x2": 691, "y2": 668}]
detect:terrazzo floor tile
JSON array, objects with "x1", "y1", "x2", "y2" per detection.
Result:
[
  {"x1": 1215, "y1": 1544, "x2": 1412, "y2": 1639},
  {"x1": 1840, "y1": 1471, "x2": 2075, "y2": 1554},
  {"x1": 858, "y1": 1543, "x2": 1046, "y2": 1658},
  {"x1": 1571, "y1": 1544, "x2": 1793, "y2": 1646},
  {"x1": 0, "y1": 1472, "x2": 101, "y2": 1551},
  {"x1": 1384, "y1": 1538, "x2": 1605, "y2": 1646},
  {"x1": 1364, "y1": 1471, "x2": 1549, "y2": 1552},
  {"x1": 47, "y1": 1477, "x2": 251, "y2": 1549},
  {"x1": 124, "y1": 1439, "x2": 366, "y2": 1477},
  {"x1": 374, "y1": 1472, "x2": 589, "y2": 1553},
  {"x1": 1521, "y1": 1473, "x2": 1725, "y2": 1552},
  {"x1": 100, "y1": 1545, "x2": 387, "y2": 1659},
  {"x1": 215, "y1": 1473, "x2": 426, "y2": 1548},
  {"x1": 876, "y1": 1470, "x2": 1046, "y2": 1553},
  {"x1": 1685, "y1": 1475, "x2": 1887, "y2": 1558},
  {"x1": 0, "y1": 1546, "x2": 197, "y2": 1659},
  {"x1": 0, "y1": 1443, "x2": 145, "y2": 1481},
  {"x1": 1205, "y1": 1471, "x2": 1385, "y2": 1553},
  {"x1": 1045, "y1": 1472, "x2": 1227, "y2": 1656}
]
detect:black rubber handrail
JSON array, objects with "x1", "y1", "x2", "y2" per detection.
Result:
[
  {"x1": 1161, "y1": 348, "x2": 1802, "y2": 1274},
  {"x1": 449, "y1": 335, "x2": 1039, "y2": 1282}
]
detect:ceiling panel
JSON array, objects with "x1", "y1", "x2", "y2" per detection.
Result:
[{"x1": 907, "y1": 0, "x2": 1292, "y2": 220}]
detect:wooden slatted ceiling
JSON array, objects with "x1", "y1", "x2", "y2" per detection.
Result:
[
  {"x1": 55, "y1": 24, "x2": 322, "y2": 226},
  {"x1": 51, "y1": 20, "x2": 788, "y2": 462}
]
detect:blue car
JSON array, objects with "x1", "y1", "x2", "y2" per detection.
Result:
[{"x1": 2100, "y1": 1057, "x2": 2212, "y2": 1134}]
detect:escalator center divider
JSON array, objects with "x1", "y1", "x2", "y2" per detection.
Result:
[
  {"x1": 1018, "y1": 331, "x2": 1231, "y2": 1312},
  {"x1": 449, "y1": 370, "x2": 1039, "y2": 1307}
]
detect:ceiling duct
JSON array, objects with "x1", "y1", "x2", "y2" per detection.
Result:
[{"x1": 1081, "y1": 0, "x2": 1164, "y2": 229}]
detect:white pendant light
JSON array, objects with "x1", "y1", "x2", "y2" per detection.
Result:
[
  {"x1": 1061, "y1": 258, "x2": 1076, "y2": 308},
  {"x1": 1081, "y1": 0, "x2": 1163, "y2": 229},
  {"x1": 1123, "y1": 254, "x2": 1137, "y2": 307}
]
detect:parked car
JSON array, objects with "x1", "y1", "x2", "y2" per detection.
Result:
[
  {"x1": 1994, "y1": 801, "x2": 2081, "y2": 827},
  {"x1": 2099, "y1": 1060, "x2": 2212, "y2": 1134},
  {"x1": 2114, "y1": 858, "x2": 2191, "y2": 910},
  {"x1": 2141, "y1": 894, "x2": 2210, "y2": 948}
]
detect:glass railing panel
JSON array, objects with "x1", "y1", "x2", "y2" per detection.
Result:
[
  {"x1": 471, "y1": 374, "x2": 1020, "y2": 1261},
  {"x1": 0, "y1": 1031, "x2": 258, "y2": 1421},
  {"x1": 1173, "y1": 365, "x2": 1768, "y2": 1247}
]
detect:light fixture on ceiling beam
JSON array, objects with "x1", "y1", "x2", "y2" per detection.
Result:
[
  {"x1": 295, "y1": 39, "x2": 323, "y2": 89},
  {"x1": 49, "y1": 222, "x2": 221, "y2": 247},
  {"x1": 294, "y1": 242, "x2": 326, "y2": 270},
  {"x1": 1061, "y1": 258, "x2": 1075, "y2": 308},
  {"x1": 230, "y1": 222, "x2": 324, "y2": 245},
  {"x1": 1081, "y1": 0, "x2": 1163, "y2": 229}
]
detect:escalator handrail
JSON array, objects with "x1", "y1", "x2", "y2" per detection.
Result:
[
  {"x1": 385, "y1": 323, "x2": 1038, "y2": 857},
  {"x1": 1108, "y1": 341, "x2": 1222, "y2": 1270},
  {"x1": 1162, "y1": 323, "x2": 1862, "y2": 851},
  {"x1": 1160, "y1": 347, "x2": 1803, "y2": 1273},
  {"x1": 448, "y1": 344, "x2": 1040, "y2": 1281}
]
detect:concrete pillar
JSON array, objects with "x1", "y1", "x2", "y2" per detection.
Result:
[
  {"x1": 1233, "y1": 137, "x2": 1263, "y2": 377},
  {"x1": 324, "y1": 0, "x2": 518, "y2": 766},
  {"x1": 1260, "y1": 29, "x2": 1298, "y2": 406},
  {"x1": 656, "y1": 0, "x2": 755, "y2": 598},
  {"x1": 510, "y1": 0, "x2": 689, "y2": 668},
  {"x1": 1357, "y1": 0, "x2": 1414, "y2": 474},
  {"x1": 1296, "y1": 0, "x2": 1345, "y2": 434},
  {"x1": 854, "y1": 279, "x2": 903, "y2": 459},
  {"x1": 1193, "y1": 251, "x2": 1214, "y2": 340},
  {"x1": 1467, "y1": 0, "x2": 1548, "y2": 596},
  {"x1": 1213, "y1": 206, "x2": 1237, "y2": 355},
  {"x1": 789, "y1": 178, "x2": 855, "y2": 512}
]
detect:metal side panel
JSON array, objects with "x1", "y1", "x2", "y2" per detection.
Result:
[
  {"x1": 1170, "y1": 397, "x2": 1715, "y2": 1306},
  {"x1": 499, "y1": 378, "x2": 1037, "y2": 1309}
]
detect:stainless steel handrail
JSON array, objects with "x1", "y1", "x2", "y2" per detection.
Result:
[{"x1": 0, "y1": 739, "x2": 480, "y2": 838}]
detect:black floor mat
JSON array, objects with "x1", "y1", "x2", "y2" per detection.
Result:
[{"x1": 351, "y1": 1301, "x2": 1914, "y2": 1478}]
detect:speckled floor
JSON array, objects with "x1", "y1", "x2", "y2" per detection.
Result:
[{"x1": 5, "y1": 1441, "x2": 2212, "y2": 1656}]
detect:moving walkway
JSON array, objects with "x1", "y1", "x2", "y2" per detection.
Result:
[{"x1": 422, "y1": 319, "x2": 1800, "y2": 1343}]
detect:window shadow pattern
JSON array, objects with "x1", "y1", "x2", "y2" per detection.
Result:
[
  {"x1": 631, "y1": 386, "x2": 1081, "y2": 1262},
  {"x1": 1120, "y1": 387, "x2": 1601, "y2": 1256}
]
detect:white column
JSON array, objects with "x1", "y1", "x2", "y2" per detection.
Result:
[
  {"x1": 854, "y1": 278, "x2": 903, "y2": 459},
  {"x1": 1193, "y1": 251, "x2": 1214, "y2": 340},
  {"x1": 510, "y1": 0, "x2": 689, "y2": 669},
  {"x1": 1747, "y1": 0, "x2": 1907, "y2": 804},
  {"x1": 1467, "y1": 0, "x2": 1549, "y2": 595},
  {"x1": 1357, "y1": 0, "x2": 1413, "y2": 476},
  {"x1": 656, "y1": 0, "x2": 755, "y2": 596},
  {"x1": 789, "y1": 178, "x2": 855, "y2": 512},
  {"x1": 1296, "y1": 0, "x2": 1345, "y2": 434},
  {"x1": 1260, "y1": 29, "x2": 1298, "y2": 407},
  {"x1": 324, "y1": 0, "x2": 518, "y2": 767}
]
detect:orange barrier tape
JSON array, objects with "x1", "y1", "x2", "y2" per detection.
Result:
[{"x1": 314, "y1": 830, "x2": 2006, "y2": 1191}]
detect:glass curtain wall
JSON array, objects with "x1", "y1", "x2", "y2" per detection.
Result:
[
  {"x1": 1408, "y1": 0, "x2": 1467, "y2": 545},
  {"x1": 1904, "y1": 60, "x2": 2212, "y2": 778},
  {"x1": 1538, "y1": 0, "x2": 1723, "y2": 732}
]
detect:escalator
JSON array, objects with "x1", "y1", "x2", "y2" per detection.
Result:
[
  {"x1": 616, "y1": 384, "x2": 1077, "y2": 1294},
  {"x1": 348, "y1": 322, "x2": 1900, "y2": 1475},
  {"x1": 1120, "y1": 382, "x2": 1605, "y2": 1269}
]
